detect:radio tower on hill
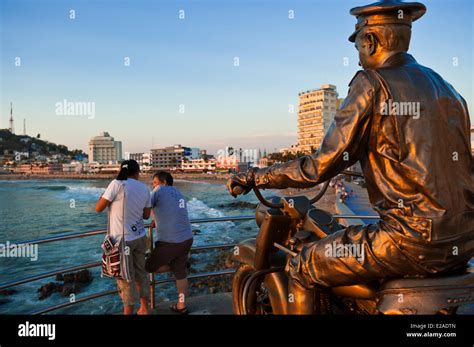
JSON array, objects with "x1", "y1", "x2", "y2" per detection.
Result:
[{"x1": 9, "y1": 102, "x2": 15, "y2": 134}]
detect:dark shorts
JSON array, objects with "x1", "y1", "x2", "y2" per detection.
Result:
[{"x1": 145, "y1": 238, "x2": 193, "y2": 280}]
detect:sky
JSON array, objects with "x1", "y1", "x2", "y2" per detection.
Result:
[{"x1": 1, "y1": 0, "x2": 473, "y2": 155}]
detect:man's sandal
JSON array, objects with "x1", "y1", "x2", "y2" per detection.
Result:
[{"x1": 170, "y1": 303, "x2": 189, "y2": 315}]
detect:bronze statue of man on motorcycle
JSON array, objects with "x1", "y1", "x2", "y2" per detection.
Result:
[{"x1": 227, "y1": 0, "x2": 474, "y2": 315}]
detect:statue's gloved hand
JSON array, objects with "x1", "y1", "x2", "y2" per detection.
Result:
[
  {"x1": 285, "y1": 244, "x2": 316, "y2": 289},
  {"x1": 226, "y1": 167, "x2": 258, "y2": 197}
]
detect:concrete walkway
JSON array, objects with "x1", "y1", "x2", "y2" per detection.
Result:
[
  {"x1": 152, "y1": 292, "x2": 233, "y2": 315},
  {"x1": 338, "y1": 180, "x2": 379, "y2": 225}
]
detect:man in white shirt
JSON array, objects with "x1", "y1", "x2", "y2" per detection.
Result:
[{"x1": 96, "y1": 160, "x2": 152, "y2": 315}]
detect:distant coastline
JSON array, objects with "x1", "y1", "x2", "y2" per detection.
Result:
[{"x1": 0, "y1": 172, "x2": 231, "y2": 185}]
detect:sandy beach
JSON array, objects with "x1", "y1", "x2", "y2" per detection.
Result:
[{"x1": 0, "y1": 172, "x2": 232, "y2": 184}]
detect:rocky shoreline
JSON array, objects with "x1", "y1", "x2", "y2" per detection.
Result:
[
  {"x1": 0, "y1": 176, "x2": 339, "y2": 311},
  {"x1": 0, "y1": 269, "x2": 94, "y2": 307},
  {"x1": 38, "y1": 269, "x2": 93, "y2": 300},
  {"x1": 188, "y1": 249, "x2": 236, "y2": 295}
]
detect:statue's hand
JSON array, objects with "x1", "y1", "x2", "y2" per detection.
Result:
[{"x1": 226, "y1": 168, "x2": 257, "y2": 197}]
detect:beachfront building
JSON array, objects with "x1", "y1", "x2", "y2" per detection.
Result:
[
  {"x1": 142, "y1": 153, "x2": 152, "y2": 171},
  {"x1": 150, "y1": 145, "x2": 200, "y2": 170},
  {"x1": 181, "y1": 158, "x2": 216, "y2": 172},
  {"x1": 32, "y1": 162, "x2": 62, "y2": 174},
  {"x1": 14, "y1": 162, "x2": 63, "y2": 174},
  {"x1": 123, "y1": 152, "x2": 152, "y2": 171},
  {"x1": 124, "y1": 152, "x2": 143, "y2": 162},
  {"x1": 297, "y1": 84, "x2": 338, "y2": 153},
  {"x1": 88, "y1": 131, "x2": 122, "y2": 164},
  {"x1": 63, "y1": 161, "x2": 83, "y2": 173},
  {"x1": 151, "y1": 145, "x2": 185, "y2": 170},
  {"x1": 14, "y1": 164, "x2": 34, "y2": 174},
  {"x1": 216, "y1": 155, "x2": 239, "y2": 172},
  {"x1": 83, "y1": 162, "x2": 121, "y2": 174},
  {"x1": 187, "y1": 147, "x2": 200, "y2": 160}
]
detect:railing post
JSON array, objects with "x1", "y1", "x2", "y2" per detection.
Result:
[{"x1": 148, "y1": 226, "x2": 156, "y2": 310}]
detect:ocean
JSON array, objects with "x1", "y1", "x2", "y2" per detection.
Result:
[
  {"x1": 1, "y1": 179, "x2": 472, "y2": 314},
  {"x1": 0, "y1": 178, "x2": 260, "y2": 314}
]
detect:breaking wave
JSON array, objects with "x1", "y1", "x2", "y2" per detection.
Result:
[{"x1": 187, "y1": 197, "x2": 235, "y2": 245}]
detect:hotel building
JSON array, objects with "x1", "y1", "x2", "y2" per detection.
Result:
[
  {"x1": 88, "y1": 131, "x2": 122, "y2": 164},
  {"x1": 297, "y1": 84, "x2": 339, "y2": 153}
]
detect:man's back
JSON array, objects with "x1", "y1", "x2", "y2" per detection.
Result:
[
  {"x1": 103, "y1": 178, "x2": 151, "y2": 241},
  {"x1": 151, "y1": 185, "x2": 193, "y2": 243},
  {"x1": 362, "y1": 52, "x2": 474, "y2": 242}
]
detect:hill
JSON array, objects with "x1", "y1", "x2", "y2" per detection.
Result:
[{"x1": 0, "y1": 129, "x2": 86, "y2": 159}]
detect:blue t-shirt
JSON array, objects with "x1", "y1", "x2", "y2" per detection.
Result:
[{"x1": 151, "y1": 185, "x2": 193, "y2": 243}]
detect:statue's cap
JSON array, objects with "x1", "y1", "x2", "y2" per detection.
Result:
[{"x1": 348, "y1": 0, "x2": 426, "y2": 42}]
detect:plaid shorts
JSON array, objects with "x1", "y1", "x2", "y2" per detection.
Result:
[{"x1": 116, "y1": 236, "x2": 150, "y2": 306}]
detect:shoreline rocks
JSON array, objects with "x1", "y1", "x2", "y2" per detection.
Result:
[
  {"x1": 38, "y1": 269, "x2": 93, "y2": 300},
  {"x1": 189, "y1": 250, "x2": 237, "y2": 294},
  {"x1": 0, "y1": 289, "x2": 18, "y2": 306},
  {"x1": 0, "y1": 289, "x2": 18, "y2": 296}
]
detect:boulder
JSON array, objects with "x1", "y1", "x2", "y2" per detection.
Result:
[
  {"x1": 38, "y1": 282, "x2": 63, "y2": 300},
  {"x1": 74, "y1": 269, "x2": 92, "y2": 284},
  {"x1": 61, "y1": 283, "x2": 78, "y2": 297},
  {"x1": 39, "y1": 269, "x2": 93, "y2": 300},
  {"x1": 0, "y1": 289, "x2": 17, "y2": 296}
]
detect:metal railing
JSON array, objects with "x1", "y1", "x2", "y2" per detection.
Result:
[
  {"x1": 0, "y1": 213, "x2": 379, "y2": 315},
  {"x1": 14, "y1": 216, "x2": 256, "y2": 247}
]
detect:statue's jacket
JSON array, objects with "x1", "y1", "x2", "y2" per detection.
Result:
[{"x1": 255, "y1": 52, "x2": 474, "y2": 286}]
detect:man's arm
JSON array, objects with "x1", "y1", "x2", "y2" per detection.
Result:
[
  {"x1": 229, "y1": 71, "x2": 375, "y2": 194},
  {"x1": 95, "y1": 197, "x2": 110, "y2": 213},
  {"x1": 95, "y1": 181, "x2": 119, "y2": 213},
  {"x1": 148, "y1": 189, "x2": 158, "y2": 227},
  {"x1": 143, "y1": 189, "x2": 152, "y2": 219},
  {"x1": 143, "y1": 208, "x2": 151, "y2": 219}
]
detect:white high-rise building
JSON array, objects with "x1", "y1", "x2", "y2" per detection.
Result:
[
  {"x1": 88, "y1": 131, "x2": 122, "y2": 164},
  {"x1": 297, "y1": 84, "x2": 339, "y2": 153}
]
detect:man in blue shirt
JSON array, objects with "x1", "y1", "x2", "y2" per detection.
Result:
[{"x1": 145, "y1": 171, "x2": 193, "y2": 314}]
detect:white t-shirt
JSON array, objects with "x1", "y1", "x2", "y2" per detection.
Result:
[{"x1": 102, "y1": 179, "x2": 152, "y2": 242}]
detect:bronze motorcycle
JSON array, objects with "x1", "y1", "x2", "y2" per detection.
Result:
[{"x1": 231, "y1": 173, "x2": 474, "y2": 315}]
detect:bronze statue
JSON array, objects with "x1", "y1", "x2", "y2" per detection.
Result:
[{"x1": 228, "y1": 0, "x2": 474, "y2": 291}]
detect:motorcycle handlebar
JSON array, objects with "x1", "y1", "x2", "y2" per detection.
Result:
[
  {"x1": 340, "y1": 170, "x2": 364, "y2": 178},
  {"x1": 232, "y1": 170, "x2": 364, "y2": 209}
]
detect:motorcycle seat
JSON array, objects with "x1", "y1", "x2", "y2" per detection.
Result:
[
  {"x1": 376, "y1": 266, "x2": 474, "y2": 314},
  {"x1": 381, "y1": 266, "x2": 474, "y2": 290}
]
